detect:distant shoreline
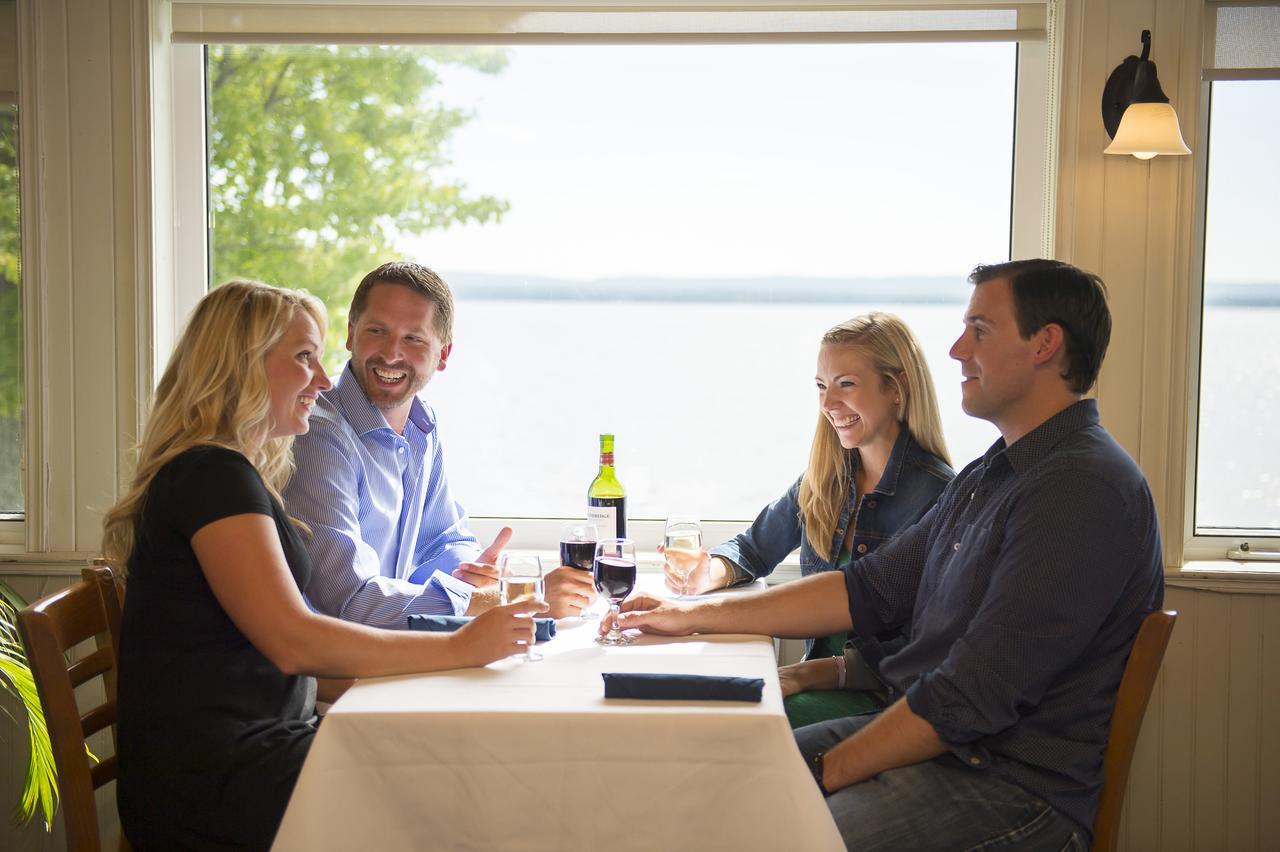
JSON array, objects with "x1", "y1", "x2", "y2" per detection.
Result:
[{"x1": 446, "y1": 272, "x2": 1280, "y2": 306}]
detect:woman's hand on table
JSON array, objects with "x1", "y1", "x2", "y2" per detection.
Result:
[
  {"x1": 659, "y1": 545, "x2": 723, "y2": 595},
  {"x1": 544, "y1": 566, "x2": 598, "y2": 618},
  {"x1": 777, "y1": 658, "x2": 838, "y2": 698},
  {"x1": 599, "y1": 593, "x2": 699, "y2": 638},
  {"x1": 452, "y1": 598, "x2": 548, "y2": 666}
]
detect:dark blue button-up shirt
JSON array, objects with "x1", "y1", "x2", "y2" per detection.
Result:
[{"x1": 844, "y1": 400, "x2": 1164, "y2": 837}]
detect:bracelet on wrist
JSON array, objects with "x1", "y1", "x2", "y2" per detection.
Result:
[{"x1": 835, "y1": 655, "x2": 847, "y2": 690}]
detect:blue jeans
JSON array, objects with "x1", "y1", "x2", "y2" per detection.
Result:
[{"x1": 794, "y1": 714, "x2": 1088, "y2": 852}]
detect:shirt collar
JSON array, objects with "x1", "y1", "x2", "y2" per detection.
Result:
[
  {"x1": 983, "y1": 398, "x2": 1099, "y2": 474},
  {"x1": 868, "y1": 426, "x2": 915, "y2": 496},
  {"x1": 330, "y1": 361, "x2": 435, "y2": 437}
]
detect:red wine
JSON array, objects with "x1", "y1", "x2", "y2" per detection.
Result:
[
  {"x1": 593, "y1": 556, "x2": 637, "y2": 602},
  {"x1": 559, "y1": 539, "x2": 596, "y2": 571}
]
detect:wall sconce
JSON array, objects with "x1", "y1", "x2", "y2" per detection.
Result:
[{"x1": 1101, "y1": 29, "x2": 1191, "y2": 159}]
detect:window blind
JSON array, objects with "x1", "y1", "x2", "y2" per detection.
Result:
[
  {"x1": 1206, "y1": 1, "x2": 1280, "y2": 80},
  {"x1": 169, "y1": 2, "x2": 1048, "y2": 45}
]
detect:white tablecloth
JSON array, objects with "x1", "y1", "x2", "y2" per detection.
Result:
[{"x1": 273, "y1": 578, "x2": 844, "y2": 851}]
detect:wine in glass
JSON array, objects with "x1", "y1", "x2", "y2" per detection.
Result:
[
  {"x1": 500, "y1": 553, "x2": 545, "y2": 662},
  {"x1": 663, "y1": 517, "x2": 704, "y2": 597},
  {"x1": 558, "y1": 520, "x2": 599, "y2": 571},
  {"x1": 594, "y1": 538, "x2": 637, "y2": 646}
]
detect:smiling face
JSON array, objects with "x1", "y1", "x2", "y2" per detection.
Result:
[
  {"x1": 263, "y1": 309, "x2": 331, "y2": 439},
  {"x1": 816, "y1": 343, "x2": 901, "y2": 454},
  {"x1": 345, "y1": 283, "x2": 451, "y2": 431},
  {"x1": 948, "y1": 276, "x2": 1043, "y2": 432}
]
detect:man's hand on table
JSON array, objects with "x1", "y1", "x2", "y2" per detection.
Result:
[
  {"x1": 544, "y1": 566, "x2": 597, "y2": 618},
  {"x1": 598, "y1": 593, "x2": 700, "y2": 638},
  {"x1": 451, "y1": 526, "x2": 513, "y2": 588}
]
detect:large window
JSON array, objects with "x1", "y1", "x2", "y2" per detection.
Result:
[
  {"x1": 1194, "y1": 79, "x2": 1280, "y2": 536},
  {"x1": 1191, "y1": 2, "x2": 1280, "y2": 554},
  {"x1": 204, "y1": 40, "x2": 1015, "y2": 522},
  {"x1": 0, "y1": 103, "x2": 21, "y2": 522}
]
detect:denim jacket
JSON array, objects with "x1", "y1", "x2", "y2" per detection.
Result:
[{"x1": 710, "y1": 428, "x2": 954, "y2": 658}]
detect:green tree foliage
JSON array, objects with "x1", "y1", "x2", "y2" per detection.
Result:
[
  {"x1": 0, "y1": 106, "x2": 23, "y2": 513},
  {"x1": 208, "y1": 45, "x2": 509, "y2": 367}
]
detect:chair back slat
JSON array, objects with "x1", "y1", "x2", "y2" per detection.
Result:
[
  {"x1": 81, "y1": 702, "x2": 117, "y2": 740},
  {"x1": 68, "y1": 648, "x2": 114, "y2": 689},
  {"x1": 16, "y1": 566, "x2": 128, "y2": 852},
  {"x1": 90, "y1": 755, "x2": 118, "y2": 788},
  {"x1": 1091, "y1": 609, "x2": 1177, "y2": 852}
]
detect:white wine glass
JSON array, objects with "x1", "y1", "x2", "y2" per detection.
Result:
[
  {"x1": 663, "y1": 517, "x2": 704, "y2": 597},
  {"x1": 499, "y1": 553, "x2": 545, "y2": 662}
]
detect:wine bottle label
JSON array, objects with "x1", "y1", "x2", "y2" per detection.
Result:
[
  {"x1": 587, "y1": 505, "x2": 618, "y2": 538},
  {"x1": 600, "y1": 453, "x2": 614, "y2": 465}
]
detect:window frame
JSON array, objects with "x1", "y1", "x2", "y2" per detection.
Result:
[
  {"x1": 161, "y1": 1, "x2": 1058, "y2": 550},
  {"x1": 1181, "y1": 2, "x2": 1280, "y2": 565},
  {"x1": 1181, "y1": 76, "x2": 1280, "y2": 564}
]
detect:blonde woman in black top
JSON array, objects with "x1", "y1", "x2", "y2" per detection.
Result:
[{"x1": 103, "y1": 281, "x2": 542, "y2": 850}]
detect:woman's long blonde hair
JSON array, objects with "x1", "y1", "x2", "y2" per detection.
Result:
[
  {"x1": 798, "y1": 312, "x2": 949, "y2": 561},
  {"x1": 101, "y1": 280, "x2": 327, "y2": 572}
]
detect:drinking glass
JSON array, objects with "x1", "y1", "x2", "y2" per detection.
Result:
[
  {"x1": 663, "y1": 517, "x2": 704, "y2": 597},
  {"x1": 558, "y1": 520, "x2": 599, "y2": 571},
  {"x1": 500, "y1": 553, "x2": 545, "y2": 662},
  {"x1": 594, "y1": 538, "x2": 637, "y2": 646}
]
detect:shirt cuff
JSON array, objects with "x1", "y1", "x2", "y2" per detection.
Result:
[
  {"x1": 417, "y1": 569, "x2": 474, "y2": 617},
  {"x1": 904, "y1": 676, "x2": 993, "y2": 770}
]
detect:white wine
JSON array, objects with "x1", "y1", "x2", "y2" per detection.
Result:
[
  {"x1": 588, "y1": 433, "x2": 626, "y2": 540},
  {"x1": 501, "y1": 578, "x2": 543, "y2": 605}
]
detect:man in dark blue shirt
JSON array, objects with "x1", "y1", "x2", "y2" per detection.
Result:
[{"x1": 610, "y1": 260, "x2": 1164, "y2": 851}]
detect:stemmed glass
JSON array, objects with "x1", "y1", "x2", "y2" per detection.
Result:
[
  {"x1": 560, "y1": 520, "x2": 602, "y2": 618},
  {"x1": 558, "y1": 520, "x2": 598, "y2": 571},
  {"x1": 594, "y1": 538, "x2": 637, "y2": 646},
  {"x1": 499, "y1": 553, "x2": 545, "y2": 662},
  {"x1": 663, "y1": 517, "x2": 704, "y2": 597}
]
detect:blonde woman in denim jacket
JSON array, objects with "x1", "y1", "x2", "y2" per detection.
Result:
[{"x1": 665, "y1": 312, "x2": 954, "y2": 728}]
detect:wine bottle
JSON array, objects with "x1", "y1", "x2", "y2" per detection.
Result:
[{"x1": 588, "y1": 433, "x2": 626, "y2": 539}]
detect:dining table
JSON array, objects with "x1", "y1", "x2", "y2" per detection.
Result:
[{"x1": 272, "y1": 572, "x2": 845, "y2": 851}]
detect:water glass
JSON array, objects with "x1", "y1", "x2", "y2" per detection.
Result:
[
  {"x1": 663, "y1": 517, "x2": 704, "y2": 596},
  {"x1": 500, "y1": 553, "x2": 545, "y2": 661}
]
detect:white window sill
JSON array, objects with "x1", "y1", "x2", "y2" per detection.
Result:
[{"x1": 1169, "y1": 561, "x2": 1280, "y2": 594}]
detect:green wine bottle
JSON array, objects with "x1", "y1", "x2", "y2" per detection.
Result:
[{"x1": 588, "y1": 433, "x2": 626, "y2": 540}]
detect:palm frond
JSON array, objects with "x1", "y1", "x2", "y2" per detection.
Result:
[{"x1": 0, "y1": 596, "x2": 60, "y2": 829}]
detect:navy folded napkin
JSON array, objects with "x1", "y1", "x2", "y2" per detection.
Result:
[
  {"x1": 407, "y1": 614, "x2": 557, "y2": 643},
  {"x1": 601, "y1": 672, "x2": 764, "y2": 702}
]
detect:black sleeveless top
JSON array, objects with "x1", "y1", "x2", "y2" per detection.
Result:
[{"x1": 117, "y1": 446, "x2": 316, "y2": 850}]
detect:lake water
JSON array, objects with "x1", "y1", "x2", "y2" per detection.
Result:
[{"x1": 421, "y1": 299, "x2": 1279, "y2": 530}]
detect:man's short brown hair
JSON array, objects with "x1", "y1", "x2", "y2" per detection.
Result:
[{"x1": 350, "y1": 261, "x2": 454, "y2": 345}]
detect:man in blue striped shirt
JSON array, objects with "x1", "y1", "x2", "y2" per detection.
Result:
[
  {"x1": 285, "y1": 262, "x2": 596, "y2": 628},
  {"x1": 609, "y1": 260, "x2": 1164, "y2": 851}
]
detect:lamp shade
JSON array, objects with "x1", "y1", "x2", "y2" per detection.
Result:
[{"x1": 1103, "y1": 102, "x2": 1192, "y2": 159}]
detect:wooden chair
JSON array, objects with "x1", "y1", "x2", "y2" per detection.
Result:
[
  {"x1": 16, "y1": 566, "x2": 127, "y2": 851},
  {"x1": 1091, "y1": 609, "x2": 1177, "y2": 852}
]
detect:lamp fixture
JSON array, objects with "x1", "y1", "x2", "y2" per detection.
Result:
[{"x1": 1101, "y1": 29, "x2": 1191, "y2": 159}]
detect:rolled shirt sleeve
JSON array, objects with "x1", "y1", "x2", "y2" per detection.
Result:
[{"x1": 710, "y1": 477, "x2": 805, "y2": 583}]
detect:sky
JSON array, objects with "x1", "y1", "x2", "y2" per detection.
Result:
[
  {"x1": 400, "y1": 42, "x2": 1017, "y2": 281},
  {"x1": 393, "y1": 44, "x2": 1277, "y2": 286}
]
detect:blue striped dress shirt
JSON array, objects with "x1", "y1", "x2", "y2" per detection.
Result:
[{"x1": 283, "y1": 363, "x2": 482, "y2": 627}]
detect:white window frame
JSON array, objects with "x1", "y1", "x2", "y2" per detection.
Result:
[
  {"x1": 158, "y1": 1, "x2": 1059, "y2": 550},
  {"x1": 1180, "y1": 2, "x2": 1280, "y2": 567}
]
